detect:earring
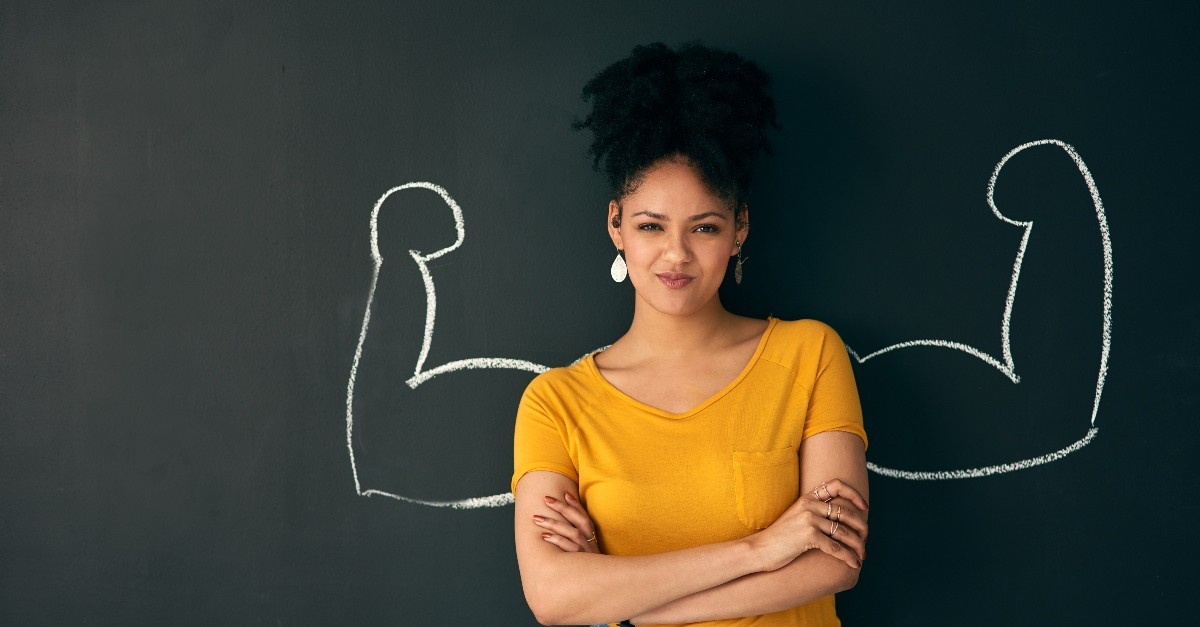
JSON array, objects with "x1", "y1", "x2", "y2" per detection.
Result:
[
  {"x1": 734, "y1": 240, "x2": 746, "y2": 285},
  {"x1": 610, "y1": 250, "x2": 627, "y2": 282}
]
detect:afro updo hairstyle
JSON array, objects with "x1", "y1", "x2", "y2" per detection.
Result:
[{"x1": 573, "y1": 42, "x2": 778, "y2": 212}]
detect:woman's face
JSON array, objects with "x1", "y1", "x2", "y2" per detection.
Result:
[{"x1": 608, "y1": 160, "x2": 747, "y2": 318}]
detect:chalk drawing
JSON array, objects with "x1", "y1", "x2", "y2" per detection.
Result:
[
  {"x1": 345, "y1": 139, "x2": 1113, "y2": 508},
  {"x1": 346, "y1": 183, "x2": 536, "y2": 508},
  {"x1": 849, "y1": 139, "x2": 1113, "y2": 480},
  {"x1": 345, "y1": 184, "x2": 602, "y2": 508}
]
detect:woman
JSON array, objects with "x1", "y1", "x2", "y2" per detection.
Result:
[{"x1": 512, "y1": 42, "x2": 869, "y2": 627}]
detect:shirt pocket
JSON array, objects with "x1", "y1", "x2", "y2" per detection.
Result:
[{"x1": 732, "y1": 447, "x2": 799, "y2": 530}]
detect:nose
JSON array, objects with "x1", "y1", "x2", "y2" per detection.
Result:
[{"x1": 660, "y1": 230, "x2": 691, "y2": 264}]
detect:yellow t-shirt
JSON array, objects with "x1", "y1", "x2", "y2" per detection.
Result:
[{"x1": 512, "y1": 318, "x2": 866, "y2": 627}]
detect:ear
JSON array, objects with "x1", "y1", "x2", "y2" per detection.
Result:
[
  {"x1": 733, "y1": 203, "x2": 750, "y2": 254},
  {"x1": 607, "y1": 200, "x2": 623, "y2": 249}
]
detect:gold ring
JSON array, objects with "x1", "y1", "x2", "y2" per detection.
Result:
[
  {"x1": 826, "y1": 503, "x2": 833, "y2": 520},
  {"x1": 836, "y1": 505, "x2": 843, "y2": 523},
  {"x1": 819, "y1": 482, "x2": 834, "y2": 503},
  {"x1": 586, "y1": 533, "x2": 597, "y2": 543},
  {"x1": 830, "y1": 520, "x2": 840, "y2": 536}
]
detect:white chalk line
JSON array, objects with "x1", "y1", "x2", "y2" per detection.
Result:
[
  {"x1": 346, "y1": 183, "x2": 531, "y2": 508},
  {"x1": 359, "y1": 489, "x2": 515, "y2": 509},
  {"x1": 345, "y1": 140, "x2": 1113, "y2": 507},
  {"x1": 407, "y1": 358, "x2": 548, "y2": 388},
  {"x1": 846, "y1": 340, "x2": 1015, "y2": 382},
  {"x1": 346, "y1": 184, "x2": 601, "y2": 508},
  {"x1": 852, "y1": 139, "x2": 1113, "y2": 479},
  {"x1": 868, "y1": 428, "x2": 1099, "y2": 480}
]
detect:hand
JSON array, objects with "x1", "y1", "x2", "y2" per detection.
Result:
[
  {"x1": 532, "y1": 492, "x2": 602, "y2": 554},
  {"x1": 752, "y1": 478, "x2": 869, "y2": 572}
]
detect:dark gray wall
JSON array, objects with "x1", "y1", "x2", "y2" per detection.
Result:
[{"x1": 3, "y1": 1, "x2": 1196, "y2": 624}]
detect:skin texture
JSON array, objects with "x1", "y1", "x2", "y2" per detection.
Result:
[
  {"x1": 513, "y1": 158, "x2": 869, "y2": 626},
  {"x1": 609, "y1": 159, "x2": 745, "y2": 321}
]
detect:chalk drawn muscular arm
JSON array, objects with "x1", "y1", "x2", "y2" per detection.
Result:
[{"x1": 514, "y1": 432, "x2": 868, "y2": 626}]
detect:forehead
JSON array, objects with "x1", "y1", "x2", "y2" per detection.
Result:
[{"x1": 623, "y1": 161, "x2": 732, "y2": 215}]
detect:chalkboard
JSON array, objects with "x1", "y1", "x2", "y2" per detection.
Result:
[{"x1": 3, "y1": 1, "x2": 1197, "y2": 625}]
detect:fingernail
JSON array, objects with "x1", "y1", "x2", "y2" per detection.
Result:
[
  {"x1": 544, "y1": 496, "x2": 557, "y2": 504},
  {"x1": 564, "y1": 492, "x2": 575, "y2": 502},
  {"x1": 541, "y1": 533, "x2": 551, "y2": 540},
  {"x1": 532, "y1": 515, "x2": 546, "y2": 523}
]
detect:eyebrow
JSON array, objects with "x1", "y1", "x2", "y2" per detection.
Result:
[{"x1": 629, "y1": 210, "x2": 730, "y2": 222}]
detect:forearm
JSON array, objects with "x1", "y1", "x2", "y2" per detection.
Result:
[
  {"x1": 520, "y1": 536, "x2": 763, "y2": 626},
  {"x1": 631, "y1": 550, "x2": 860, "y2": 625}
]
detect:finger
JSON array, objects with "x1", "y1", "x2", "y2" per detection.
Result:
[
  {"x1": 559, "y1": 492, "x2": 598, "y2": 539},
  {"x1": 785, "y1": 496, "x2": 867, "y2": 549},
  {"x1": 824, "y1": 518, "x2": 866, "y2": 563},
  {"x1": 540, "y1": 532, "x2": 585, "y2": 553},
  {"x1": 542, "y1": 495, "x2": 598, "y2": 548},
  {"x1": 543, "y1": 493, "x2": 587, "y2": 525},
  {"x1": 785, "y1": 500, "x2": 866, "y2": 562},
  {"x1": 812, "y1": 498, "x2": 866, "y2": 541},
  {"x1": 818, "y1": 533, "x2": 862, "y2": 570},
  {"x1": 818, "y1": 478, "x2": 869, "y2": 510},
  {"x1": 792, "y1": 494, "x2": 866, "y2": 537},
  {"x1": 825, "y1": 499, "x2": 868, "y2": 539},
  {"x1": 815, "y1": 518, "x2": 865, "y2": 567},
  {"x1": 532, "y1": 514, "x2": 594, "y2": 551}
]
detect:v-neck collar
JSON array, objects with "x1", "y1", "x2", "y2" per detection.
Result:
[{"x1": 584, "y1": 317, "x2": 777, "y2": 420}]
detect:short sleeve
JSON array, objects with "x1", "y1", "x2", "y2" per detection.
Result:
[
  {"x1": 801, "y1": 324, "x2": 868, "y2": 449},
  {"x1": 511, "y1": 373, "x2": 579, "y2": 495}
]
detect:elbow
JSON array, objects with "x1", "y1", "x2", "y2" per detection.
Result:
[
  {"x1": 528, "y1": 601, "x2": 577, "y2": 626},
  {"x1": 523, "y1": 585, "x2": 570, "y2": 626},
  {"x1": 833, "y1": 564, "x2": 861, "y2": 593},
  {"x1": 526, "y1": 589, "x2": 604, "y2": 626},
  {"x1": 529, "y1": 605, "x2": 563, "y2": 626},
  {"x1": 524, "y1": 595, "x2": 555, "y2": 626},
  {"x1": 519, "y1": 556, "x2": 593, "y2": 625},
  {"x1": 529, "y1": 608, "x2": 558, "y2": 627}
]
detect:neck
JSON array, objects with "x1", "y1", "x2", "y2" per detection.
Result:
[{"x1": 623, "y1": 294, "x2": 741, "y2": 358}]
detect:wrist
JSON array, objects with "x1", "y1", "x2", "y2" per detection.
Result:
[{"x1": 743, "y1": 530, "x2": 786, "y2": 573}]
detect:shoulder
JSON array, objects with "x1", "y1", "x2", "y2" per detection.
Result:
[
  {"x1": 520, "y1": 357, "x2": 600, "y2": 404},
  {"x1": 768, "y1": 318, "x2": 846, "y2": 348},
  {"x1": 760, "y1": 318, "x2": 850, "y2": 370},
  {"x1": 517, "y1": 357, "x2": 608, "y2": 431}
]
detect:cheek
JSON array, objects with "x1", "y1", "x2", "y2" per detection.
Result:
[
  {"x1": 621, "y1": 246, "x2": 656, "y2": 275},
  {"x1": 710, "y1": 241, "x2": 739, "y2": 262}
]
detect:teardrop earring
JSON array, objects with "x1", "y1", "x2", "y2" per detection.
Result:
[
  {"x1": 610, "y1": 250, "x2": 628, "y2": 282},
  {"x1": 734, "y1": 240, "x2": 746, "y2": 285}
]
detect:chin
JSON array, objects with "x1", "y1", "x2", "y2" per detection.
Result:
[{"x1": 641, "y1": 294, "x2": 716, "y2": 318}]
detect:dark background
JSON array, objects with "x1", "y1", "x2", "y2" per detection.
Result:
[{"x1": 3, "y1": 1, "x2": 1197, "y2": 625}]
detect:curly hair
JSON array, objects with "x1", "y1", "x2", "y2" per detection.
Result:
[{"x1": 573, "y1": 42, "x2": 778, "y2": 208}]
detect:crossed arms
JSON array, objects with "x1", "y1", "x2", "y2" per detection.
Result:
[{"x1": 513, "y1": 430, "x2": 869, "y2": 626}]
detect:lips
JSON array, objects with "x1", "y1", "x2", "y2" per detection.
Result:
[{"x1": 656, "y1": 272, "x2": 694, "y2": 289}]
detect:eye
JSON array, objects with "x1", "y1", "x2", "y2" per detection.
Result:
[
  {"x1": 637, "y1": 222, "x2": 663, "y2": 231},
  {"x1": 694, "y1": 224, "x2": 720, "y2": 233}
]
